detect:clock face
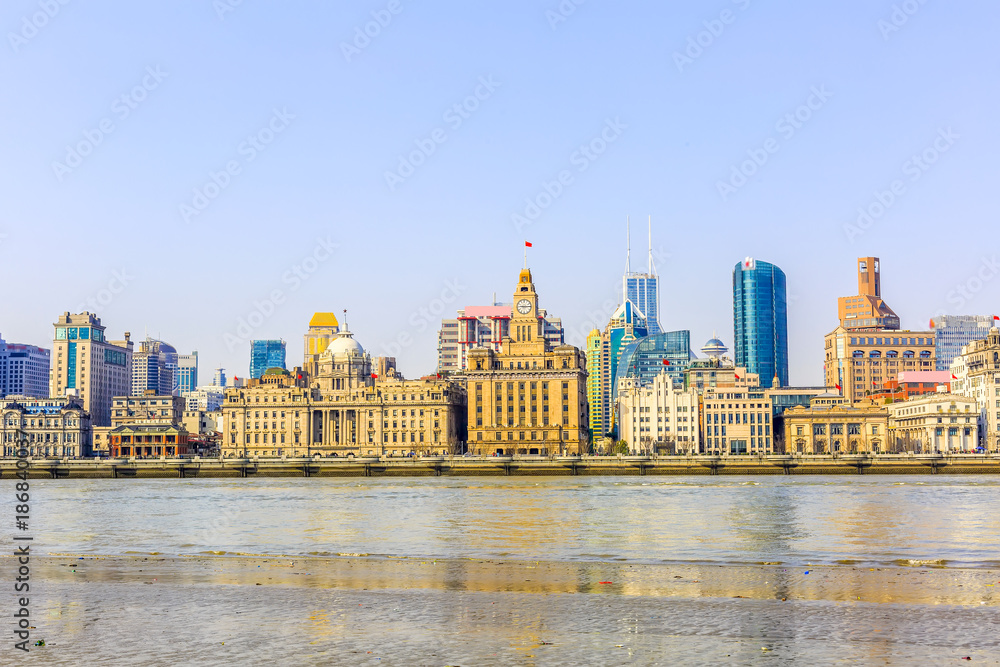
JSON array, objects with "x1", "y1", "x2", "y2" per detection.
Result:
[{"x1": 516, "y1": 299, "x2": 532, "y2": 315}]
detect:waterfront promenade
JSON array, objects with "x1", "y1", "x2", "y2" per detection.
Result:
[{"x1": 3, "y1": 453, "x2": 999, "y2": 478}]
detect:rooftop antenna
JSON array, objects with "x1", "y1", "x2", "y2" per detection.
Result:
[
  {"x1": 648, "y1": 215, "x2": 655, "y2": 275},
  {"x1": 343, "y1": 309, "x2": 348, "y2": 332},
  {"x1": 625, "y1": 215, "x2": 631, "y2": 274}
]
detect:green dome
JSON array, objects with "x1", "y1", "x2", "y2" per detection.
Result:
[{"x1": 263, "y1": 367, "x2": 289, "y2": 376}]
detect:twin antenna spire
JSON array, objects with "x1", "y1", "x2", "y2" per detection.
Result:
[{"x1": 624, "y1": 215, "x2": 657, "y2": 276}]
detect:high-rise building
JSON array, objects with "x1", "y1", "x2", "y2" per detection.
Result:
[
  {"x1": 182, "y1": 386, "x2": 225, "y2": 412},
  {"x1": 175, "y1": 352, "x2": 198, "y2": 394},
  {"x1": 614, "y1": 330, "x2": 694, "y2": 391},
  {"x1": 824, "y1": 258, "x2": 935, "y2": 403},
  {"x1": 213, "y1": 367, "x2": 227, "y2": 387},
  {"x1": 50, "y1": 312, "x2": 133, "y2": 427},
  {"x1": 250, "y1": 340, "x2": 286, "y2": 379},
  {"x1": 437, "y1": 304, "x2": 563, "y2": 374},
  {"x1": 837, "y1": 257, "x2": 900, "y2": 330},
  {"x1": 586, "y1": 300, "x2": 648, "y2": 442},
  {"x1": 622, "y1": 216, "x2": 661, "y2": 335},
  {"x1": 303, "y1": 312, "x2": 340, "y2": 378},
  {"x1": 0, "y1": 334, "x2": 50, "y2": 398},
  {"x1": 931, "y1": 315, "x2": 995, "y2": 371},
  {"x1": 733, "y1": 257, "x2": 788, "y2": 388},
  {"x1": 131, "y1": 337, "x2": 177, "y2": 397},
  {"x1": 463, "y1": 266, "x2": 589, "y2": 456}
]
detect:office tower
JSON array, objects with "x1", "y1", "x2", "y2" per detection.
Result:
[
  {"x1": 250, "y1": 339, "x2": 286, "y2": 379},
  {"x1": 303, "y1": 312, "x2": 340, "y2": 378},
  {"x1": 824, "y1": 258, "x2": 935, "y2": 403},
  {"x1": 931, "y1": 315, "x2": 995, "y2": 371},
  {"x1": 50, "y1": 312, "x2": 133, "y2": 427},
  {"x1": 837, "y1": 257, "x2": 900, "y2": 330},
  {"x1": 586, "y1": 300, "x2": 649, "y2": 442},
  {"x1": 622, "y1": 216, "x2": 661, "y2": 335},
  {"x1": 437, "y1": 303, "x2": 563, "y2": 374},
  {"x1": 0, "y1": 334, "x2": 50, "y2": 398},
  {"x1": 614, "y1": 330, "x2": 694, "y2": 390},
  {"x1": 733, "y1": 257, "x2": 788, "y2": 389},
  {"x1": 131, "y1": 337, "x2": 177, "y2": 396},
  {"x1": 213, "y1": 367, "x2": 227, "y2": 387},
  {"x1": 175, "y1": 352, "x2": 199, "y2": 394}
]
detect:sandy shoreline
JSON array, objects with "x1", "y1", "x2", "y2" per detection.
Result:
[{"x1": 13, "y1": 553, "x2": 999, "y2": 607}]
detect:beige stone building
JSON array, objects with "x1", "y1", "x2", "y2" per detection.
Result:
[
  {"x1": 50, "y1": 312, "x2": 133, "y2": 427},
  {"x1": 887, "y1": 392, "x2": 978, "y2": 453},
  {"x1": 222, "y1": 327, "x2": 466, "y2": 458},
  {"x1": 702, "y1": 380, "x2": 774, "y2": 456},
  {"x1": 949, "y1": 327, "x2": 1000, "y2": 451},
  {"x1": 783, "y1": 398, "x2": 889, "y2": 454},
  {"x1": 1, "y1": 396, "x2": 91, "y2": 457},
  {"x1": 824, "y1": 327, "x2": 936, "y2": 404},
  {"x1": 111, "y1": 393, "x2": 185, "y2": 427},
  {"x1": 463, "y1": 268, "x2": 589, "y2": 456},
  {"x1": 617, "y1": 372, "x2": 700, "y2": 454}
]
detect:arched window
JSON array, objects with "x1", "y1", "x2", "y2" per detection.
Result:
[
  {"x1": 886, "y1": 350, "x2": 898, "y2": 358},
  {"x1": 902, "y1": 350, "x2": 915, "y2": 359},
  {"x1": 920, "y1": 350, "x2": 931, "y2": 359},
  {"x1": 853, "y1": 350, "x2": 864, "y2": 358},
  {"x1": 869, "y1": 350, "x2": 882, "y2": 358}
]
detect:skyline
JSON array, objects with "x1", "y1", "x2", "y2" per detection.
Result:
[{"x1": 2, "y1": 1, "x2": 998, "y2": 383}]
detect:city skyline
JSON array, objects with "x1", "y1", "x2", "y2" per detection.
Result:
[{"x1": 2, "y1": 2, "x2": 997, "y2": 385}]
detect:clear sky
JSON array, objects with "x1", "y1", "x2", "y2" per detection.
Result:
[{"x1": 1, "y1": 0, "x2": 998, "y2": 385}]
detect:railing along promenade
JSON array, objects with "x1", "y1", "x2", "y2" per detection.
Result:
[{"x1": 2, "y1": 453, "x2": 1000, "y2": 478}]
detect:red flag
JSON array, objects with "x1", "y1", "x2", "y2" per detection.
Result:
[
  {"x1": 297, "y1": 373, "x2": 302, "y2": 379},
  {"x1": 994, "y1": 315, "x2": 999, "y2": 321},
  {"x1": 371, "y1": 373, "x2": 378, "y2": 379},
  {"x1": 952, "y1": 374, "x2": 958, "y2": 380},
  {"x1": 524, "y1": 241, "x2": 533, "y2": 247},
  {"x1": 835, "y1": 384, "x2": 842, "y2": 391},
  {"x1": 662, "y1": 359, "x2": 670, "y2": 365},
  {"x1": 734, "y1": 373, "x2": 740, "y2": 380}
]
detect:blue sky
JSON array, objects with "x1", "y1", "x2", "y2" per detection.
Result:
[{"x1": 1, "y1": 0, "x2": 997, "y2": 384}]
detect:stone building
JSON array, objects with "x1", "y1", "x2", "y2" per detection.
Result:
[
  {"x1": 1, "y1": 396, "x2": 91, "y2": 457},
  {"x1": 463, "y1": 267, "x2": 589, "y2": 456},
  {"x1": 949, "y1": 327, "x2": 1000, "y2": 452},
  {"x1": 783, "y1": 398, "x2": 889, "y2": 454},
  {"x1": 887, "y1": 392, "x2": 978, "y2": 453},
  {"x1": 108, "y1": 423, "x2": 189, "y2": 457},
  {"x1": 221, "y1": 328, "x2": 466, "y2": 458},
  {"x1": 617, "y1": 372, "x2": 700, "y2": 455}
]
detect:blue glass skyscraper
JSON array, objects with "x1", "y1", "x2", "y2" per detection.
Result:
[
  {"x1": 622, "y1": 216, "x2": 661, "y2": 335},
  {"x1": 733, "y1": 258, "x2": 788, "y2": 388},
  {"x1": 250, "y1": 340, "x2": 287, "y2": 379}
]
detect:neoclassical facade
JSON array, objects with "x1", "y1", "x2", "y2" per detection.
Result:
[
  {"x1": 1, "y1": 396, "x2": 92, "y2": 457},
  {"x1": 950, "y1": 327, "x2": 1000, "y2": 452},
  {"x1": 221, "y1": 329, "x2": 466, "y2": 458},
  {"x1": 783, "y1": 399, "x2": 889, "y2": 454},
  {"x1": 463, "y1": 268, "x2": 589, "y2": 456},
  {"x1": 617, "y1": 372, "x2": 700, "y2": 454},
  {"x1": 887, "y1": 392, "x2": 978, "y2": 453}
]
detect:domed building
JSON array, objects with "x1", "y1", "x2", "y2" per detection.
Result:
[
  {"x1": 315, "y1": 330, "x2": 372, "y2": 394},
  {"x1": 701, "y1": 334, "x2": 728, "y2": 359}
]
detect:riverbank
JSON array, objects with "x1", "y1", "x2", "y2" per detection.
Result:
[
  {"x1": 3, "y1": 453, "x2": 1000, "y2": 478},
  {"x1": 14, "y1": 554, "x2": 1000, "y2": 665}
]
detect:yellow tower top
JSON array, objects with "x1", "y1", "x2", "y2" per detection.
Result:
[{"x1": 309, "y1": 312, "x2": 340, "y2": 328}]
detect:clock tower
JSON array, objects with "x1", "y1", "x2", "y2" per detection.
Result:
[{"x1": 508, "y1": 267, "x2": 545, "y2": 355}]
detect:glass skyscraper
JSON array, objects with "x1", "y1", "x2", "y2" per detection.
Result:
[
  {"x1": 623, "y1": 274, "x2": 660, "y2": 335},
  {"x1": 175, "y1": 352, "x2": 198, "y2": 394},
  {"x1": 932, "y1": 315, "x2": 995, "y2": 371},
  {"x1": 250, "y1": 340, "x2": 287, "y2": 379},
  {"x1": 733, "y1": 258, "x2": 788, "y2": 388},
  {"x1": 613, "y1": 330, "x2": 694, "y2": 389}
]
